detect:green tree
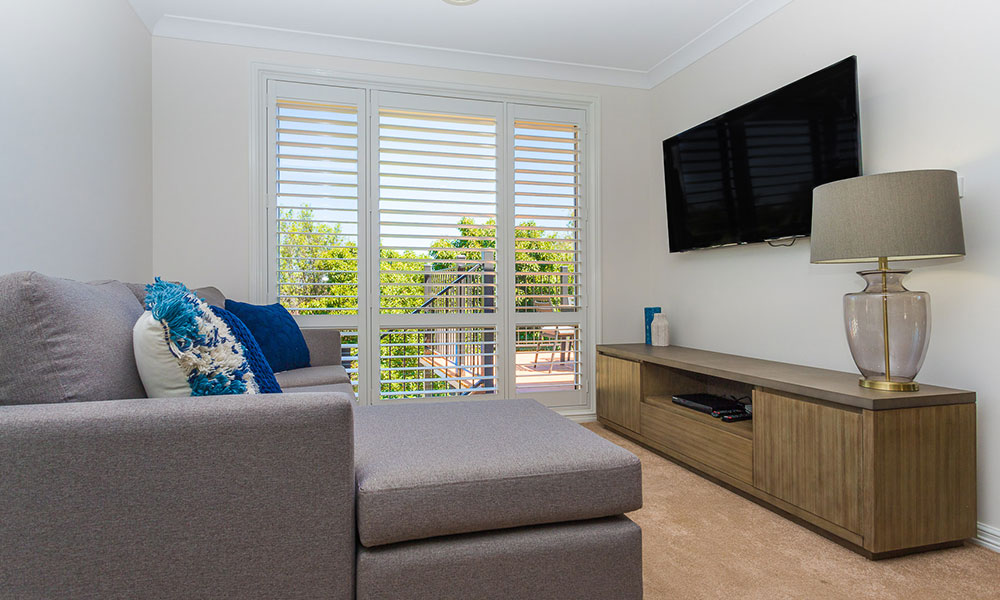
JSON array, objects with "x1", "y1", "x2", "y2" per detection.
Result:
[
  {"x1": 277, "y1": 207, "x2": 359, "y2": 315},
  {"x1": 278, "y1": 210, "x2": 577, "y2": 398},
  {"x1": 429, "y1": 217, "x2": 577, "y2": 309}
]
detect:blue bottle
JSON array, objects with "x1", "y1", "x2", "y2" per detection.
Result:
[{"x1": 644, "y1": 307, "x2": 661, "y2": 345}]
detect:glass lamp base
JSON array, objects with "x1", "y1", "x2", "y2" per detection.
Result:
[{"x1": 844, "y1": 268, "x2": 930, "y2": 393}]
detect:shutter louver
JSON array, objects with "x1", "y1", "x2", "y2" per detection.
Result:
[
  {"x1": 378, "y1": 327, "x2": 498, "y2": 398},
  {"x1": 275, "y1": 98, "x2": 361, "y2": 315},
  {"x1": 513, "y1": 119, "x2": 582, "y2": 312}
]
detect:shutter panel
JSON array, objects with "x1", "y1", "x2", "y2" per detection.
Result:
[
  {"x1": 273, "y1": 87, "x2": 364, "y2": 316},
  {"x1": 510, "y1": 106, "x2": 587, "y2": 401},
  {"x1": 377, "y1": 105, "x2": 498, "y2": 315},
  {"x1": 378, "y1": 327, "x2": 498, "y2": 398},
  {"x1": 513, "y1": 118, "x2": 582, "y2": 312},
  {"x1": 515, "y1": 324, "x2": 581, "y2": 392},
  {"x1": 373, "y1": 93, "x2": 504, "y2": 402}
]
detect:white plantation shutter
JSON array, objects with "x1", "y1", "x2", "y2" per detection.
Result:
[
  {"x1": 267, "y1": 81, "x2": 367, "y2": 395},
  {"x1": 372, "y1": 92, "x2": 504, "y2": 402},
  {"x1": 377, "y1": 327, "x2": 498, "y2": 398},
  {"x1": 269, "y1": 82, "x2": 366, "y2": 318},
  {"x1": 514, "y1": 324, "x2": 582, "y2": 393},
  {"x1": 513, "y1": 115, "x2": 583, "y2": 312},
  {"x1": 262, "y1": 79, "x2": 592, "y2": 409},
  {"x1": 508, "y1": 104, "x2": 588, "y2": 403},
  {"x1": 375, "y1": 94, "x2": 500, "y2": 315}
]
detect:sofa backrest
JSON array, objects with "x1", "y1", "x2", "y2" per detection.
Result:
[
  {"x1": 126, "y1": 283, "x2": 226, "y2": 309},
  {"x1": 0, "y1": 272, "x2": 147, "y2": 405}
]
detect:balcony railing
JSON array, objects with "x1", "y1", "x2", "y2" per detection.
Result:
[{"x1": 324, "y1": 250, "x2": 578, "y2": 399}]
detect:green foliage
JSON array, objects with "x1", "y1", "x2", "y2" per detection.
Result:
[
  {"x1": 430, "y1": 217, "x2": 576, "y2": 309},
  {"x1": 277, "y1": 207, "x2": 359, "y2": 314},
  {"x1": 277, "y1": 209, "x2": 576, "y2": 397}
]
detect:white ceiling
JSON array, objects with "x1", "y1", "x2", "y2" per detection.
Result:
[{"x1": 128, "y1": 0, "x2": 793, "y2": 88}]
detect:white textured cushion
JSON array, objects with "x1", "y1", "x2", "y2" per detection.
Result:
[{"x1": 132, "y1": 311, "x2": 193, "y2": 398}]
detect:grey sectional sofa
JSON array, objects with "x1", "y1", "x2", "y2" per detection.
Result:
[{"x1": 0, "y1": 272, "x2": 643, "y2": 599}]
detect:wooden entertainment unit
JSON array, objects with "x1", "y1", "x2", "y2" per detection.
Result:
[{"x1": 596, "y1": 344, "x2": 977, "y2": 559}]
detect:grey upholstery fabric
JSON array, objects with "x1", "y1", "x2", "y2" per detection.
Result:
[
  {"x1": 123, "y1": 281, "x2": 148, "y2": 305},
  {"x1": 192, "y1": 285, "x2": 226, "y2": 308},
  {"x1": 0, "y1": 272, "x2": 147, "y2": 405},
  {"x1": 357, "y1": 516, "x2": 642, "y2": 600},
  {"x1": 300, "y1": 328, "x2": 342, "y2": 367},
  {"x1": 123, "y1": 283, "x2": 225, "y2": 309},
  {"x1": 275, "y1": 364, "x2": 351, "y2": 388},
  {"x1": 282, "y1": 382, "x2": 356, "y2": 395},
  {"x1": 0, "y1": 392, "x2": 356, "y2": 600},
  {"x1": 354, "y1": 399, "x2": 642, "y2": 547}
]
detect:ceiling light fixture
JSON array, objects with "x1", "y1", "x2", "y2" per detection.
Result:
[{"x1": 442, "y1": 0, "x2": 480, "y2": 5}]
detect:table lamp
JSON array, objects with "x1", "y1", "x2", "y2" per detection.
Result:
[{"x1": 811, "y1": 170, "x2": 965, "y2": 391}]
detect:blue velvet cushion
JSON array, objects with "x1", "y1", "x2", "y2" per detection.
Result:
[
  {"x1": 224, "y1": 300, "x2": 310, "y2": 373},
  {"x1": 209, "y1": 305, "x2": 283, "y2": 394}
]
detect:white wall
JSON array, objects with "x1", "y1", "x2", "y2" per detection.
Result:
[
  {"x1": 0, "y1": 0, "x2": 152, "y2": 282},
  {"x1": 649, "y1": 0, "x2": 1000, "y2": 534},
  {"x1": 151, "y1": 38, "x2": 655, "y2": 343}
]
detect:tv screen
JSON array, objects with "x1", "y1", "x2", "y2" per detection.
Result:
[{"x1": 663, "y1": 56, "x2": 861, "y2": 253}]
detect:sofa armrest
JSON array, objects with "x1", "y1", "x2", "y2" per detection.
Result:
[
  {"x1": 301, "y1": 327, "x2": 343, "y2": 367},
  {"x1": 0, "y1": 393, "x2": 355, "y2": 600}
]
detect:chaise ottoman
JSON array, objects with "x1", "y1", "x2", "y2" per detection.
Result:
[{"x1": 353, "y1": 399, "x2": 643, "y2": 600}]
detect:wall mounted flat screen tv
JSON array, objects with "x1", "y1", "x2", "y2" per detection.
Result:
[{"x1": 663, "y1": 56, "x2": 861, "y2": 253}]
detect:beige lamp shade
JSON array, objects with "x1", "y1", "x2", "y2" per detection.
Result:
[{"x1": 810, "y1": 169, "x2": 965, "y2": 263}]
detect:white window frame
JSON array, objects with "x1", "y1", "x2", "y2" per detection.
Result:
[{"x1": 250, "y1": 64, "x2": 602, "y2": 420}]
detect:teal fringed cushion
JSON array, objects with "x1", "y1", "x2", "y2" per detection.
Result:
[
  {"x1": 209, "y1": 305, "x2": 282, "y2": 394},
  {"x1": 132, "y1": 278, "x2": 259, "y2": 397}
]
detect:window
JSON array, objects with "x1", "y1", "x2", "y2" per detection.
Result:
[{"x1": 260, "y1": 73, "x2": 594, "y2": 412}]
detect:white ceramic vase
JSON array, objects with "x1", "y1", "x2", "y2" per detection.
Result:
[{"x1": 651, "y1": 313, "x2": 670, "y2": 347}]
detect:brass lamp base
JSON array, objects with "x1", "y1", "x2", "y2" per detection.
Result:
[{"x1": 859, "y1": 378, "x2": 920, "y2": 392}]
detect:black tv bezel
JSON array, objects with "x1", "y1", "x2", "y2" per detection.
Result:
[{"x1": 663, "y1": 56, "x2": 862, "y2": 254}]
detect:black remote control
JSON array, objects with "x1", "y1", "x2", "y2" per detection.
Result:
[{"x1": 721, "y1": 412, "x2": 752, "y2": 423}]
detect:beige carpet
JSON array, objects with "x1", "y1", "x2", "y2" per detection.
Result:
[{"x1": 583, "y1": 422, "x2": 1000, "y2": 600}]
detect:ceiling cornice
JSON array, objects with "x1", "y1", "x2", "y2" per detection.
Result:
[
  {"x1": 646, "y1": 0, "x2": 794, "y2": 85},
  {"x1": 151, "y1": 0, "x2": 793, "y2": 90},
  {"x1": 153, "y1": 15, "x2": 651, "y2": 88}
]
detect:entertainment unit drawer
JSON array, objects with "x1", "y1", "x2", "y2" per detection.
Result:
[{"x1": 640, "y1": 400, "x2": 753, "y2": 484}]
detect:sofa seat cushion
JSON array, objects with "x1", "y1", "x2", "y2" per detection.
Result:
[
  {"x1": 353, "y1": 399, "x2": 642, "y2": 548},
  {"x1": 275, "y1": 365, "x2": 350, "y2": 389},
  {"x1": 281, "y1": 382, "x2": 356, "y2": 395}
]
